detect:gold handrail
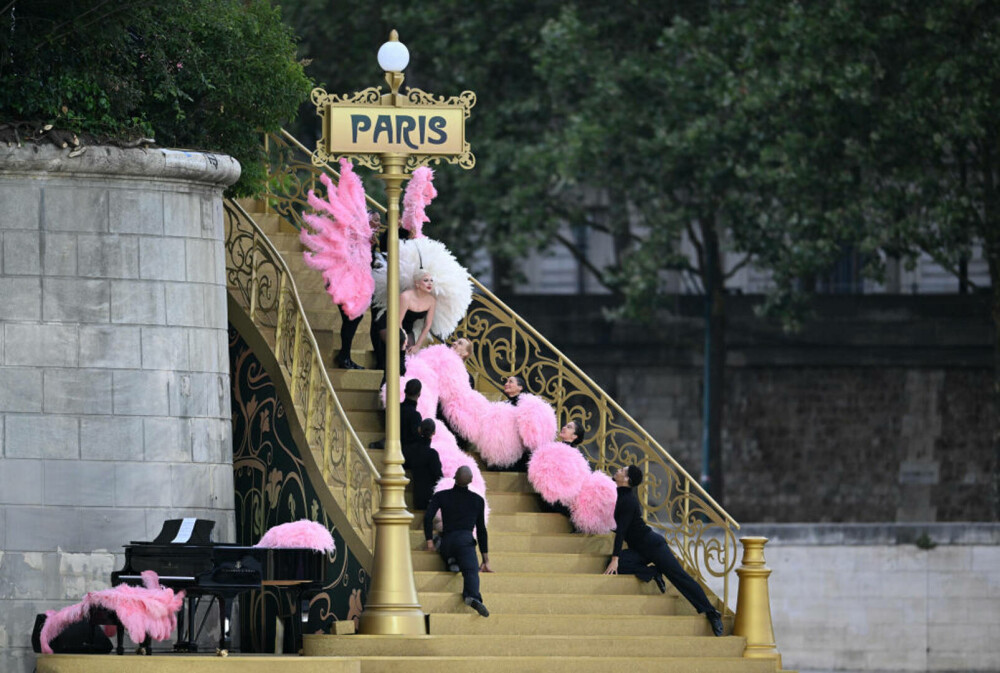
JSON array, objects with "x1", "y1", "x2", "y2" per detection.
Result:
[
  {"x1": 261, "y1": 130, "x2": 740, "y2": 615},
  {"x1": 223, "y1": 198, "x2": 379, "y2": 554},
  {"x1": 453, "y1": 279, "x2": 739, "y2": 613}
]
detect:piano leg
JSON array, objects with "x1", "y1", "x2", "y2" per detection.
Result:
[{"x1": 217, "y1": 595, "x2": 235, "y2": 655}]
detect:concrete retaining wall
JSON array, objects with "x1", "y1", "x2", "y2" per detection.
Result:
[
  {"x1": 712, "y1": 524, "x2": 1000, "y2": 672},
  {"x1": 0, "y1": 144, "x2": 240, "y2": 673}
]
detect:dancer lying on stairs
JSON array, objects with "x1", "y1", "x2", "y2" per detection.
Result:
[{"x1": 604, "y1": 465, "x2": 725, "y2": 637}]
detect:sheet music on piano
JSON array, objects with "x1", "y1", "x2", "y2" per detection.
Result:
[{"x1": 170, "y1": 518, "x2": 198, "y2": 544}]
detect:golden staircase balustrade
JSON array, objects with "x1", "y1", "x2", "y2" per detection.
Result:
[
  {"x1": 453, "y1": 280, "x2": 740, "y2": 615},
  {"x1": 260, "y1": 129, "x2": 741, "y2": 615},
  {"x1": 223, "y1": 198, "x2": 379, "y2": 555}
]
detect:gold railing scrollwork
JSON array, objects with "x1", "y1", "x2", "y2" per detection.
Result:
[
  {"x1": 261, "y1": 129, "x2": 741, "y2": 615},
  {"x1": 453, "y1": 280, "x2": 740, "y2": 615},
  {"x1": 224, "y1": 199, "x2": 379, "y2": 553}
]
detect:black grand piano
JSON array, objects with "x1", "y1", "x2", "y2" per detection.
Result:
[{"x1": 111, "y1": 519, "x2": 326, "y2": 654}]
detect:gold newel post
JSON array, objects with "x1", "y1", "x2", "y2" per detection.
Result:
[
  {"x1": 732, "y1": 536, "x2": 783, "y2": 669},
  {"x1": 310, "y1": 30, "x2": 476, "y2": 636}
]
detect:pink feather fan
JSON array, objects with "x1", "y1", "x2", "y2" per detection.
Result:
[
  {"x1": 400, "y1": 166, "x2": 437, "y2": 239},
  {"x1": 300, "y1": 159, "x2": 374, "y2": 320}
]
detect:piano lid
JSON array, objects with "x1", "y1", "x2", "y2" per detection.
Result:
[{"x1": 149, "y1": 519, "x2": 216, "y2": 545}]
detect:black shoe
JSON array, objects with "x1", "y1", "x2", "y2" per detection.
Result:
[
  {"x1": 446, "y1": 557, "x2": 460, "y2": 573},
  {"x1": 368, "y1": 439, "x2": 385, "y2": 450},
  {"x1": 334, "y1": 354, "x2": 363, "y2": 370},
  {"x1": 465, "y1": 597, "x2": 489, "y2": 617},
  {"x1": 707, "y1": 610, "x2": 724, "y2": 637},
  {"x1": 653, "y1": 575, "x2": 666, "y2": 594}
]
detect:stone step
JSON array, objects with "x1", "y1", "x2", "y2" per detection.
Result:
[
  {"x1": 412, "y1": 550, "x2": 606, "y2": 574},
  {"x1": 346, "y1": 409, "x2": 383, "y2": 432},
  {"x1": 481, "y1": 471, "x2": 533, "y2": 493},
  {"x1": 413, "y1": 571, "x2": 678, "y2": 597},
  {"x1": 270, "y1": 231, "x2": 304, "y2": 251},
  {"x1": 426, "y1": 612, "x2": 718, "y2": 637},
  {"x1": 336, "y1": 389, "x2": 381, "y2": 411},
  {"x1": 314, "y1": 328, "x2": 376, "y2": 355},
  {"x1": 418, "y1": 591, "x2": 694, "y2": 616},
  {"x1": 409, "y1": 530, "x2": 612, "y2": 554},
  {"x1": 303, "y1": 634, "x2": 745, "y2": 658},
  {"x1": 409, "y1": 511, "x2": 572, "y2": 534},
  {"x1": 330, "y1": 369, "x2": 384, "y2": 391},
  {"x1": 353, "y1": 657, "x2": 775, "y2": 673}
]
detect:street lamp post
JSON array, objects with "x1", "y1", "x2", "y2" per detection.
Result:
[{"x1": 310, "y1": 30, "x2": 475, "y2": 636}]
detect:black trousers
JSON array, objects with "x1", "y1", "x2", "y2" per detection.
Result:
[
  {"x1": 337, "y1": 305, "x2": 362, "y2": 360},
  {"x1": 618, "y1": 530, "x2": 715, "y2": 614},
  {"x1": 438, "y1": 530, "x2": 481, "y2": 602},
  {"x1": 369, "y1": 314, "x2": 407, "y2": 377}
]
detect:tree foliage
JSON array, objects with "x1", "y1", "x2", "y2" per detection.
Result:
[{"x1": 0, "y1": 0, "x2": 312, "y2": 195}]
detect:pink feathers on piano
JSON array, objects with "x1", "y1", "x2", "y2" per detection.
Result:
[
  {"x1": 400, "y1": 165, "x2": 437, "y2": 239},
  {"x1": 254, "y1": 520, "x2": 335, "y2": 553},
  {"x1": 300, "y1": 159, "x2": 374, "y2": 320}
]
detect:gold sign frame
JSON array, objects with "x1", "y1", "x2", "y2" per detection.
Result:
[{"x1": 311, "y1": 85, "x2": 476, "y2": 171}]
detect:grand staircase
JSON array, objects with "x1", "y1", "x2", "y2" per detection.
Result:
[{"x1": 225, "y1": 178, "x2": 790, "y2": 671}]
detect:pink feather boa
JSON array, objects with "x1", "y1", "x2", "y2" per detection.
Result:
[
  {"x1": 300, "y1": 160, "x2": 374, "y2": 320},
  {"x1": 255, "y1": 519, "x2": 335, "y2": 553},
  {"x1": 40, "y1": 570, "x2": 184, "y2": 654},
  {"x1": 404, "y1": 345, "x2": 617, "y2": 534},
  {"x1": 385, "y1": 356, "x2": 490, "y2": 526},
  {"x1": 400, "y1": 166, "x2": 437, "y2": 239}
]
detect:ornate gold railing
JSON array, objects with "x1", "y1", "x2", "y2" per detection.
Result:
[
  {"x1": 223, "y1": 198, "x2": 379, "y2": 553},
  {"x1": 453, "y1": 281, "x2": 739, "y2": 614},
  {"x1": 261, "y1": 129, "x2": 740, "y2": 614}
]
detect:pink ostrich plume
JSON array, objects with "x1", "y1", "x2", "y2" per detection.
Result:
[
  {"x1": 40, "y1": 571, "x2": 184, "y2": 654},
  {"x1": 400, "y1": 166, "x2": 437, "y2": 239},
  {"x1": 300, "y1": 159, "x2": 375, "y2": 320}
]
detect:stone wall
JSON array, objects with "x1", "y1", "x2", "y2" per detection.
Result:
[
  {"x1": 708, "y1": 524, "x2": 1000, "y2": 672},
  {"x1": 507, "y1": 294, "x2": 997, "y2": 523},
  {"x1": 0, "y1": 144, "x2": 239, "y2": 673}
]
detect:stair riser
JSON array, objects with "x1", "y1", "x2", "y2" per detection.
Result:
[
  {"x1": 353, "y1": 657, "x2": 777, "y2": 673},
  {"x1": 418, "y1": 592, "x2": 691, "y2": 616},
  {"x1": 410, "y1": 513, "x2": 572, "y2": 534},
  {"x1": 426, "y1": 613, "x2": 717, "y2": 637},
  {"x1": 481, "y1": 472, "x2": 534, "y2": 493},
  {"x1": 414, "y1": 572, "x2": 678, "y2": 597},
  {"x1": 412, "y1": 551, "x2": 607, "y2": 574},
  {"x1": 408, "y1": 531, "x2": 612, "y2": 554},
  {"x1": 303, "y1": 635, "x2": 745, "y2": 658}
]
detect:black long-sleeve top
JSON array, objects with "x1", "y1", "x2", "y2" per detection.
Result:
[
  {"x1": 612, "y1": 486, "x2": 651, "y2": 557},
  {"x1": 406, "y1": 435, "x2": 443, "y2": 511},
  {"x1": 400, "y1": 398, "x2": 422, "y2": 466},
  {"x1": 424, "y1": 485, "x2": 488, "y2": 554}
]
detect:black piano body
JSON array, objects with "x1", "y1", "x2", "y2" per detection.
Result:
[{"x1": 111, "y1": 519, "x2": 326, "y2": 654}]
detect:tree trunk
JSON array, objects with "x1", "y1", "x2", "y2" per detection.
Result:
[
  {"x1": 700, "y1": 218, "x2": 727, "y2": 506},
  {"x1": 984, "y1": 229, "x2": 1000, "y2": 522}
]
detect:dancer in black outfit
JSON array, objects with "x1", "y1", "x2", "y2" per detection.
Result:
[
  {"x1": 405, "y1": 418, "x2": 443, "y2": 511},
  {"x1": 424, "y1": 466, "x2": 492, "y2": 617},
  {"x1": 603, "y1": 465, "x2": 725, "y2": 636},
  {"x1": 331, "y1": 210, "x2": 381, "y2": 370}
]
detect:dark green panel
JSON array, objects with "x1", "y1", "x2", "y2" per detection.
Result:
[{"x1": 229, "y1": 325, "x2": 369, "y2": 652}]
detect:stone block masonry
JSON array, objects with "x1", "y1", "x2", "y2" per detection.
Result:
[
  {"x1": 0, "y1": 144, "x2": 240, "y2": 673},
  {"x1": 701, "y1": 524, "x2": 1000, "y2": 672}
]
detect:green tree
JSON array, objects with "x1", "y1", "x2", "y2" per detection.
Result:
[
  {"x1": 0, "y1": 0, "x2": 311, "y2": 195},
  {"x1": 747, "y1": 0, "x2": 1000, "y2": 516}
]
